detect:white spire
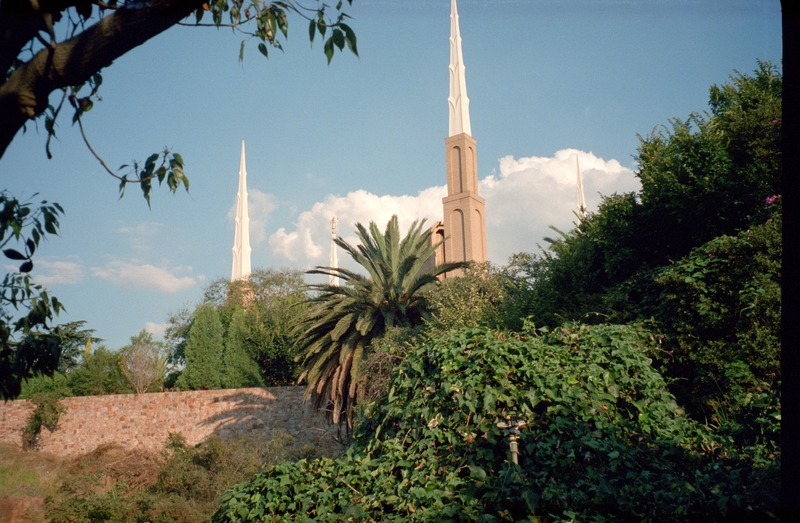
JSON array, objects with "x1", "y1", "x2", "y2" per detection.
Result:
[
  {"x1": 231, "y1": 141, "x2": 252, "y2": 281},
  {"x1": 448, "y1": 0, "x2": 471, "y2": 137},
  {"x1": 329, "y1": 217, "x2": 339, "y2": 287},
  {"x1": 576, "y1": 155, "x2": 587, "y2": 220}
]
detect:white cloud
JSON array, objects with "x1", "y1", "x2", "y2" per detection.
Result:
[
  {"x1": 269, "y1": 187, "x2": 445, "y2": 267},
  {"x1": 267, "y1": 149, "x2": 640, "y2": 269},
  {"x1": 144, "y1": 321, "x2": 167, "y2": 339},
  {"x1": 482, "y1": 149, "x2": 640, "y2": 258},
  {"x1": 33, "y1": 258, "x2": 84, "y2": 286},
  {"x1": 113, "y1": 221, "x2": 162, "y2": 251},
  {"x1": 92, "y1": 260, "x2": 196, "y2": 293},
  {"x1": 228, "y1": 189, "x2": 277, "y2": 246}
]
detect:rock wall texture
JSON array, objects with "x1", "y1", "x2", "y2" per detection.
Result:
[{"x1": 0, "y1": 387, "x2": 342, "y2": 457}]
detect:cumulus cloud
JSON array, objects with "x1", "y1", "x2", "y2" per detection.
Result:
[
  {"x1": 34, "y1": 258, "x2": 84, "y2": 286},
  {"x1": 482, "y1": 148, "x2": 640, "y2": 258},
  {"x1": 228, "y1": 189, "x2": 277, "y2": 246},
  {"x1": 144, "y1": 321, "x2": 168, "y2": 339},
  {"x1": 92, "y1": 260, "x2": 196, "y2": 293},
  {"x1": 269, "y1": 187, "x2": 445, "y2": 267},
  {"x1": 113, "y1": 221, "x2": 162, "y2": 251},
  {"x1": 267, "y1": 149, "x2": 640, "y2": 269}
]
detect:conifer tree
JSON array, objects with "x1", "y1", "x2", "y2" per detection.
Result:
[
  {"x1": 176, "y1": 303, "x2": 223, "y2": 390},
  {"x1": 222, "y1": 309, "x2": 265, "y2": 389}
]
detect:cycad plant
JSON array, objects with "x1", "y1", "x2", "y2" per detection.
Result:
[{"x1": 294, "y1": 215, "x2": 466, "y2": 427}]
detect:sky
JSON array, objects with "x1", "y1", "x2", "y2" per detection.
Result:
[{"x1": 1, "y1": 0, "x2": 783, "y2": 350}]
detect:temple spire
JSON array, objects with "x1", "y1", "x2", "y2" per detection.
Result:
[
  {"x1": 231, "y1": 141, "x2": 252, "y2": 281},
  {"x1": 329, "y1": 217, "x2": 339, "y2": 287},
  {"x1": 576, "y1": 155, "x2": 587, "y2": 220},
  {"x1": 448, "y1": 0, "x2": 471, "y2": 137},
  {"x1": 441, "y1": 0, "x2": 486, "y2": 274}
]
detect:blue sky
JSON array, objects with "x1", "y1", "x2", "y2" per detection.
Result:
[{"x1": 2, "y1": 0, "x2": 782, "y2": 349}]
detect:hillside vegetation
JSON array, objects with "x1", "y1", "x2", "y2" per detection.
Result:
[{"x1": 213, "y1": 62, "x2": 781, "y2": 522}]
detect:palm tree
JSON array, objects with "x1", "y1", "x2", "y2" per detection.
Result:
[{"x1": 294, "y1": 215, "x2": 466, "y2": 427}]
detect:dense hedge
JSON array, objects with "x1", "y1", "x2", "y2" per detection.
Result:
[{"x1": 214, "y1": 324, "x2": 778, "y2": 522}]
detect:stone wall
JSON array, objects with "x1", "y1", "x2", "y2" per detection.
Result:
[{"x1": 0, "y1": 387, "x2": 342, "y2": 457}]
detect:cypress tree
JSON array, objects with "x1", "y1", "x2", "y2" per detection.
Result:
[
  {"x1": 176, "y1": 303, "x2": 223, "y2": 390},
  {"x1": 222, "y1": 308, "x2": 265, "y2": 389}
]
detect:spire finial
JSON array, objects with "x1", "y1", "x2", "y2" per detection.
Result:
[
  {"x1": 576, "y1": 155, "x2": 587, "y2": 220},
  {"x1": 231, "y1": 140, "x2": 252, "y2": 281},
  {"x1": 329, "y1": 216, "x2": 339, "y2": 287},
  {"x1": 448, "y1": 0, "x2": 471, "y2": 137}
]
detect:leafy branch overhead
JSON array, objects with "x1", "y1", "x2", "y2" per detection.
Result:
[
  {"x1": 0, "y1": 0, "x2": 358, "y2": 202},
  {"x1": 1, "y1": 192, "x2": 66, "y2": 400}
]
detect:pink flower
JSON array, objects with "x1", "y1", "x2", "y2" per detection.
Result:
[
  {"x1": 766, "y1": 195, "x2": 778, "y2": 205},
  {"x1": 708, "y1": 253, "x2": 714, "y2": 258},
  {"x1": 669, "y1": 350, "x2": 674, "y2": 356}
]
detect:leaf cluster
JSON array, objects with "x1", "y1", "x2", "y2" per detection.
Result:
[
  {"x1": 513, "y1": 62, "x2": 782, "y2": 426},
  {"x1": 23, "y1": 390, "x2": 67, "y2": 450},
  {"x1": 215, "y1": 323, "x2": 778, "y2": 522},
  {"x1": 167, "y1": 268, "x2": 308, "y2": 388},
  {"x1": 1, "y1": 191, "x2": 65, "y2": 399},
  {"x1": 294, "y1": 215, "x2": 466, "y2": 426}
]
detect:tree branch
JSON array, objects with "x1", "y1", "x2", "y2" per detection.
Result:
[
  {"x1": 0, "y1": 0, "x2": 204, "y2": 159},
  {"x1": 0, "y1": 0, "x2": 82, "y2": 76}
]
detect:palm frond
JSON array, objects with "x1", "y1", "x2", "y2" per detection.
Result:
[{"x1": 294, "y1": 214, "x2": 469, "y2": 428}]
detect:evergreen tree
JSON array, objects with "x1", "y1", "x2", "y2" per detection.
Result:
[
  {"x1": 176, "y1": 303, "x2": 224, "y2": 390},
  {"x1": 221, "y1": 308, "x2": 265, "y2": 389}
]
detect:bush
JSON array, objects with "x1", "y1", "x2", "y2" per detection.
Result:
[
  {"x1": 18, "y1": 371, "x2": 72, "y2": 399},
  {"x1": 23, "y1": 390, "x2": 66, "y2": 450},
  {"x1": 214, "y1": 324, "x2": 779, "y2": 522},
  {"x1": 46, "y1": 432, "x2": 298, "y2": 523},
  {"x1": 422, "y1": 262, "x2": 511, "y2": 334},
  {"x1": 67, "y1": 346, "x2": 132, "y2": 396}
]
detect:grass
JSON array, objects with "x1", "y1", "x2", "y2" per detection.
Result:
[{"x1": 0, "y1": 443, "x2": 66, "y2": 500}]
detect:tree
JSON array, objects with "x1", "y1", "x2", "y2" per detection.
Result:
[
  {"x1": 51, "y1": 320, "x2": 102, "y2": 372},
  {"x1": 421, "y1": 261, "x2": 511, "y2": 335},
  {"x1": 1, "y1": 191, "x2": 65, "y2": 399},
  {"x1": 176, "y1": 302, "x2": 224, "y2": 390},
  {"x1": 165, "y1": 268, "x2": 308, "y2": 386},
  {"x1": 520, "y1": 62, "x2": 782, "y2": 329},
  {"x1": 221, "y1": 308, "x2": 265, "y2": 389},
  {"x1": 1, "y1": 2, "x2": 358, "y2": 399},
  {"x1": 293, "y1": 215, "x2": 467, "y2": 427},
  {"x1": 1, "y1": 0, "x2": 359, "y2": 163},
  {"x1": 119, "y1": 329, "x2": 169, "y2": 393},
  {"x1": 67, "y1": 344, "x2": 132, "y2": 395}
]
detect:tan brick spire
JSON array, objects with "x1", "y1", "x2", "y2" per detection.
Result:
[{"x1": 442, "y1": 0, "x2": 487, "y2": 271}]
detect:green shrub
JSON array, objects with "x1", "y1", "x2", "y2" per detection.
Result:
[
  {"x1": 176, "y1": 303, "x2": 224, "y2": 390},
  {"x1": 23, "y1": 390, "x2": 66, "y2": 450},
  {"x1": 422, "y1": 262, "x2": 511, "y2": 334},
  {"x1": 19, "y1": 371, "x2": 72, "y2": 399},
  {"x1": 67, "y1": 346, "x2": 132, "y2": 396},
  {"x1": 215, "y1": 324, "x2": 778, "y2": 522}
]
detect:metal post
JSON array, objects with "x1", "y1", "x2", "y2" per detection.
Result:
[{"x1": 497, "y1": 415, "x2": 526, "y2": 466}]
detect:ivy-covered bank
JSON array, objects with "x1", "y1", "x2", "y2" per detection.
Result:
[{"x1": 213, "y1": 324, "x2": 778, "y2": 522}]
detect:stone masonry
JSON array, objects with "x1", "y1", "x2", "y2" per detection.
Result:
[{"x1": 0, "y1": 387, "x2": 342, "y2": 457}]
